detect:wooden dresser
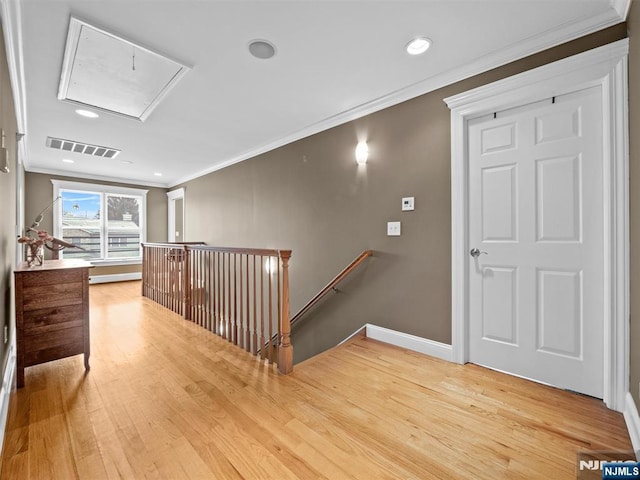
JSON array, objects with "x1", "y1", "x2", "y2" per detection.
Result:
[{"x1": 14, "y1": 259, "x2": 92, "y2": 388}]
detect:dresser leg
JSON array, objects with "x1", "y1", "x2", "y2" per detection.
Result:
[{"x1": 84, "y1": 353, "x2": 90, "y2": 371}]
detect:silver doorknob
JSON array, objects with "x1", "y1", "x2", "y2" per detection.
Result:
[{"x1": 470, "y1": 248, "x2": 488, "y2": 258}]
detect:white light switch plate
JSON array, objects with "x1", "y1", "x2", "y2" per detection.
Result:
[
  {"x1": 402, "y1": 197, "x2": 415, "y2": 211},
  {"x1": 387, "y1": 221, "x2": 401, "y2": 236}
]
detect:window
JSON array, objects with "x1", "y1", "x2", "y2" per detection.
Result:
[{"x1": 52, "y1": 180, "x2": 147, "y2": 264}]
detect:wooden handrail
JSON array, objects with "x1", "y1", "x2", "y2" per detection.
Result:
[
  {"x1": 141, "y1": 242, "x2": 294, "y2": 374},
  {"x1": 290, "y1": 249, "x2": 373, "y2": 326},
  {"x1": 143, "y1": 242, "x2": 207, "y2": 246},
  {"x1": 142, "y1": 242, "x2": 290, "y2": 258}
]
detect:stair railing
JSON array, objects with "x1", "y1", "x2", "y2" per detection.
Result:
[
  {"x1": 258, "y1": 249, "x2": 372, "y2": 356},
  {"x1": 141, "y1": 243, "x2": 293, "y2": 374},
  {"x1": 141, "y1": 242, "x2": 205, "y2": 316},
  {"x1": 290, "y1": 249, "x2": 373, "y2": 327}
]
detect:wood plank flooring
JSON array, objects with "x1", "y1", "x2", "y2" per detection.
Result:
[{"x1": 0, "y1": 280, "x2": 632, "y2": 479}]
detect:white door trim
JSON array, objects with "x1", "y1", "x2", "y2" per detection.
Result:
[
  {"x1": 167, "y1": 187, "x2": 185, "y2": 242},
  {"x1": 444, "y1": 39, "x2": 629, "y2": 412}
]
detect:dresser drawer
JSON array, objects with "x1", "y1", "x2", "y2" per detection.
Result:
[
  {"x1": 23, "y1": 325, "x2": 84, "y2": 367},
  {"x1": 21, "y1": 282, "x2": 83, "y2": 311},
  {"x1": 20, "y1": 268, "x2": 84, "y2": 287},
  {"x1": 23, "y1": 305, "x2": 84, "y2": 334}
]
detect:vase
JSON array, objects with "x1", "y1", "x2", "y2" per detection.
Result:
[{"x1": 26, "y1": 244, "x2": 44, "y2": 267}]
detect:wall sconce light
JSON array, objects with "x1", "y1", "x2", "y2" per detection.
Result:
[{"x1": 355, "y1": 141, "x2": 368, "y2": 165}]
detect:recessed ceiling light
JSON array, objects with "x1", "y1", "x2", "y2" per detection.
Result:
[
  {"x1": 75, "y1": 109, "x2": 99, "y2": 118},
  {"x1": 248, "y1": 40, "x2": 276, "y2": 59},
  {"x1": 62, "y1": 158, "x2": 75, "y2": 163},
  {"x1": 406, "y1": 37, "x2": 431, "y2": 55},
  {"x1": 153, "y1": 172, "x2": 162, "y2": 177}
]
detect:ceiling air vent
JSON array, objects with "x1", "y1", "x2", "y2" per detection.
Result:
[{"x1": 46, "y1": 136, "x2": 120, "y2": 159}]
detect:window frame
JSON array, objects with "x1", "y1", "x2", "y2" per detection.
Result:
[{"x1": 52, "y1": 180, "x2": 148, "y2": 265}]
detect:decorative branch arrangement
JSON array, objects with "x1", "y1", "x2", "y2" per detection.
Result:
[
  {"x1": 18, "y1": 197, "x2": 83, "y2": 266},
  {"x1": 17, "y1": 229, "x2": 52, "y2": 266}
]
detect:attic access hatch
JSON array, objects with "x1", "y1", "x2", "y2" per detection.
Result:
[{"x1": 58, "y1": 17, "x2": 190, "y2": 121}]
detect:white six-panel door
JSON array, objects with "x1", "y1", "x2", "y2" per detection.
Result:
[{"x1": 468, "y1": 86, "x2": 604, "y2": 398}]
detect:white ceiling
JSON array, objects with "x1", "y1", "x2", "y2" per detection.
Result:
[{"x1": 2, "y1": 0, "x2": 629, "y2": 187}]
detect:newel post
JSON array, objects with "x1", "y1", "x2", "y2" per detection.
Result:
[
  {"x1": 278, "y1": 251, "x2": 293, "y2": 374},
  {"x1": 141, "y1": 243, "x2": 146, "y2": 297},
  {"x1": 184, "y1": 245, "x2": 192, "y2": 320}
]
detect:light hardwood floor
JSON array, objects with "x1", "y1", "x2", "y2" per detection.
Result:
[{"x1": 0, "y1": 280, "x2": 632, "y2": 479}]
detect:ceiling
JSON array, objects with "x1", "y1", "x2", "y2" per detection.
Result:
[{"x1": 1, "y1": 0, "x2": 630, "y2": 188}]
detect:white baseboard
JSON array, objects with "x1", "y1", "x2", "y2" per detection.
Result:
[
  {"x1": 89, "y1": 272, "x2": 142, "y2": 284},
  {"x1": 624, "y1": 392, "x2": 640, "y2": 460},
  {"x1": 338, "y1": 325, "x2": 366, "y2": 346},
  {"x1": 0, "y1": 334, "x2": 16, "y2": 456},
  {"x1": 365, "y1": 324, "x2": 453, "y2": 362}
]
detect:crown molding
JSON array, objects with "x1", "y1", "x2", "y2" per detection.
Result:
[
  {"x1": 27, "y1": 166, "x2": 167, "y2": 189},
  {"x1": 171, "y1": 6, "x2": 626, "y2": 187},
  {"x1": 1, "y1": 0, "x2": 627, "y2": 188},
  {"x1": 611, "y1": 0, "x2": 632, "y2": 20}
]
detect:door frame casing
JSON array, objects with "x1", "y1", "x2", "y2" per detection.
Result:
[
  {"x1": 444, "y1": 39, "x2": 629, "y2": 412},
  {"x1": 167, "y1": 187, "x2": 185, "y2": 242}
]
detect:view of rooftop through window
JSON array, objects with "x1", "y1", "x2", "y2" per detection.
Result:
[{"x1": 60, "y1": 190, "x2": 142, "y2": 260}]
